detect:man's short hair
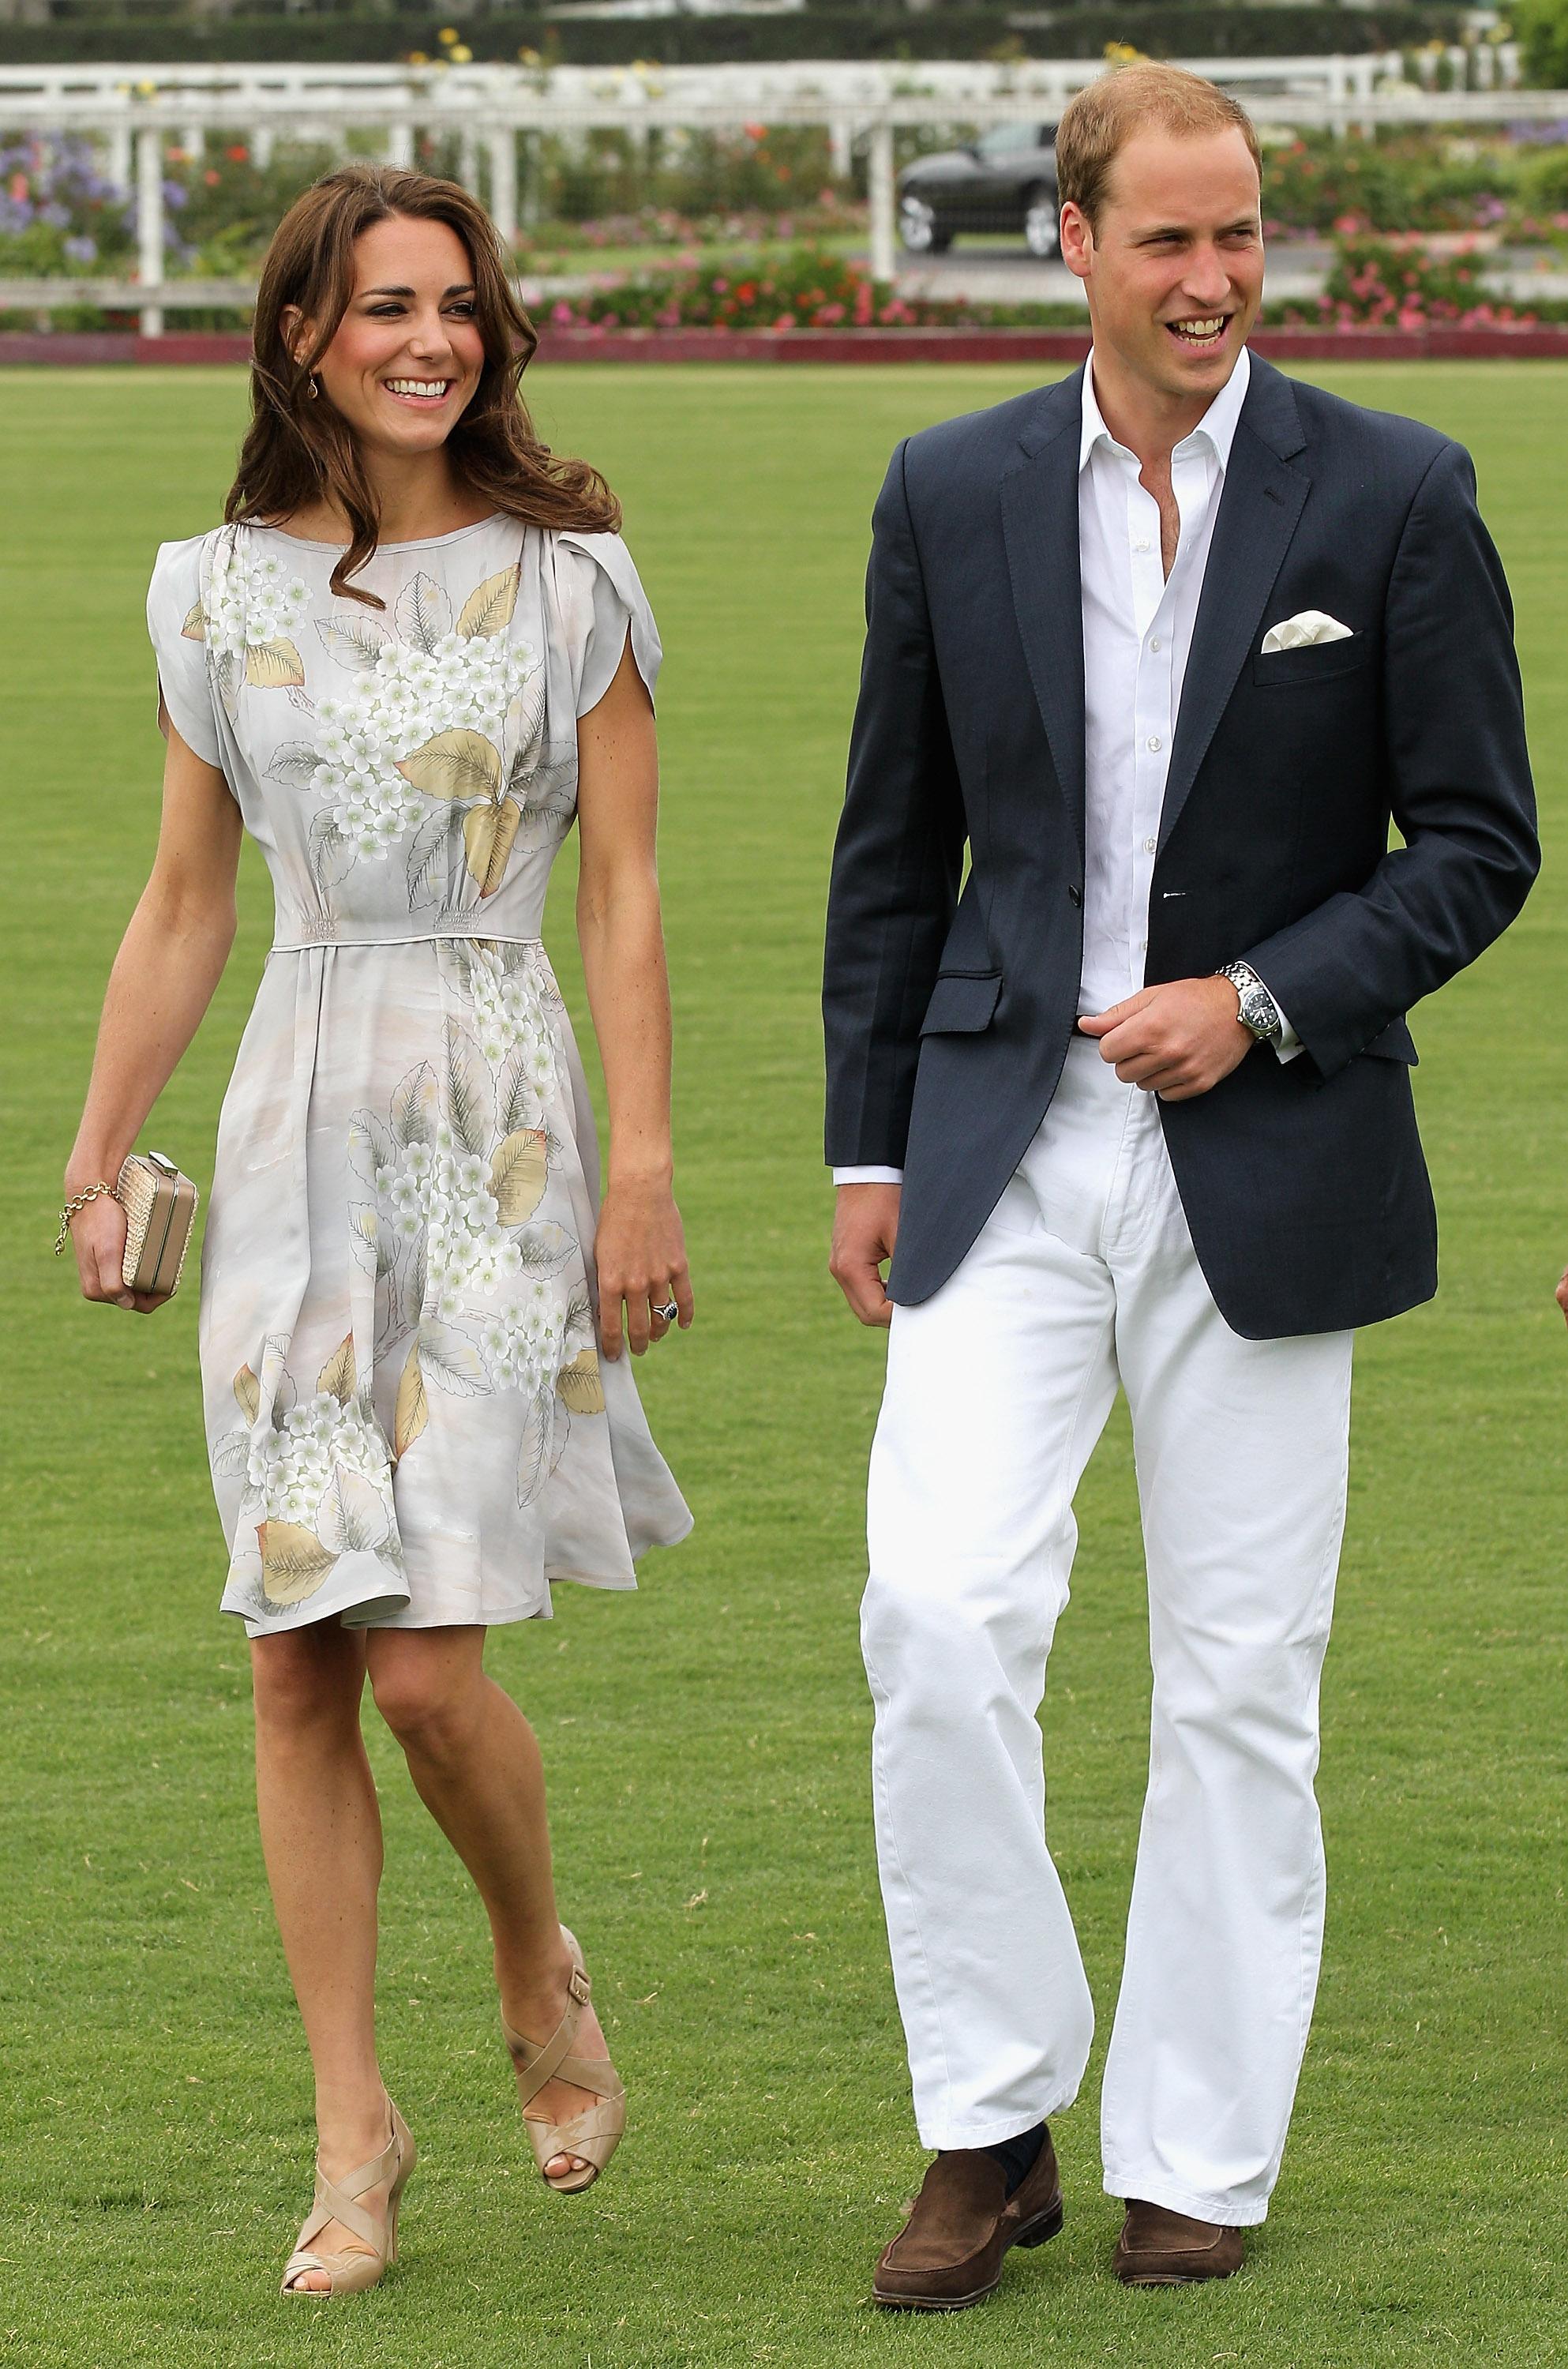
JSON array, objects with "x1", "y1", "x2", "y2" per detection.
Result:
[{"x1": 1055, "y1": 63, "x2": 1263, "y2": 228}]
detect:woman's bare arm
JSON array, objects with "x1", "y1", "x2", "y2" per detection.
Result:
[
  {"x1": 64, "y1": 719, "x2": 244, "y2": 1311},
  {"x1": 574, "y1": 631, "x2": 692, "y2": 1361}
]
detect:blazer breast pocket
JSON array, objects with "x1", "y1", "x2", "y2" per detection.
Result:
[
  {"x1": 1252, "y1": 636, "x2": 1376, "y2": 689},
  {"x1": 920, "y1": 970, "x2": 1003, "y2": 1035}
]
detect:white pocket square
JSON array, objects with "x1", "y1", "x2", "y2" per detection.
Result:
[{"x1": 1260, "y1": 610, "x2": 1354, "y2": 654}]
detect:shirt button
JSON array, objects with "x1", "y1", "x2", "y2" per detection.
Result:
[
  {"x1": 1143, "y1": 835, "x2": 1157, "y2": 853},
  {"x1": 1146, "y1": 734, "x2": 1162, "y2": 752},
  {"x1": 1150, "y1": 636, "x2": 1162, "y2": 651},
  {"x1": 1134, "y1": 539, "x2": 1150, "y2": 553}
]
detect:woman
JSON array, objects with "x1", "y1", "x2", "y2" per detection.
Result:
[{"x1": 58, "y1": 164, "x2": 692, "y2": 2296}]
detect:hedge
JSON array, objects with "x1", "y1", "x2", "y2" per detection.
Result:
[{"x1": 0, "y1": 3, "x2": 1470, "y2": 69}]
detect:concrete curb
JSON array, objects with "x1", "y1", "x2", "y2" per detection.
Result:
[{"x1": 4, "y1": 325, "x2": 1568, "y2": 366}]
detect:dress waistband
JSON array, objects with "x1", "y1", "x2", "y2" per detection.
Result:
[{"x1": 269, "y1": 928, "x2": 544, "y2": 954}]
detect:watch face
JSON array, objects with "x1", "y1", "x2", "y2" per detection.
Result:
[{"x1": 1241, "y1": 986, "x2": 1278, "y2": 1037}]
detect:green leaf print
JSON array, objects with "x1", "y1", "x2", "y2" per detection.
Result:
[
  {"x1": 309, "y1": 807, "x2": 354, "y2": 890},
  {"x1": 516, "y1": 1384, "x2": 556, "y2": 1508},
  {"x1": 348, "y1": 1203, "x2": 381, "y2": 1279},
  {"x1": 395, "y1": 570, "x2": 453, "y2": 655},
  {"x1": 391, "y1": 1061, "x2": 438, "y2": 1150},
  {"x1": 405, "y1": 808, "x2": 452, "y2": 911},
  {"x1": 512, "y1": 1222, "x2": 576, "y2": 1279},
  {"x1": 266, "y1": 741, "x2": 321, "y2": 790},
  {"x1": 317, "y1": 614, "x2": 392, "y2": 674},
  {"x1": 317, "y1": 1466, "x2": 392, "y2": 1556},
  {"x1": 348, "y1": 1111, "x2": 395, "y2": 1192},
  {"x1": 444, "y1": 1022, "x2": 493, "y2": 1162},
  {"x1": 417, "y1": 1318, "x2": 490, "y2": 1398}
]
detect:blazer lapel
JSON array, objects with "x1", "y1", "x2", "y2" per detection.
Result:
[
  {"x1": 1158, "y1": 372, "x2": 1310, "y2": 856},
  {"x1": 1000, "y1": 370, "x2": 1086, "y2": 858}
]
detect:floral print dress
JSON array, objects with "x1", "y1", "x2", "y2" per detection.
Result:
[{"x1": 147, "y1": 516, "x2": 692, "y2": 1636}]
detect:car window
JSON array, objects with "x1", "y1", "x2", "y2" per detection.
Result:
[{"x1": 974, "y1": 124, "x2": 1050, "y2": 160}]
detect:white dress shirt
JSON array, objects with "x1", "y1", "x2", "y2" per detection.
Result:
[{"x1": 836, "y1": 347, "x2": 1295, "y2": 1188}]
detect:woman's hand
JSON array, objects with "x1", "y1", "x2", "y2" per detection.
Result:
[
  {"x1": 63, "y1": 1186, "x2": 169, "y2": 1315},
  {"x1": 595, "y1": 1176, "x2": 693, "y2": 1360}
]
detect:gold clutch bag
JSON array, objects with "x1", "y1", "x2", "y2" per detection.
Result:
[{"x1": 118, "y1": 1151, "x2": 199, "y2": 1298}]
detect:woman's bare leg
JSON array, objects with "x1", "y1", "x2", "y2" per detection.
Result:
[
  {"x1": 252, "y1": 1624, "x2": 392, "y2": 2289},
  {"x1": 366, "y1": 1627, "x2": 608, "y2": 2177}
]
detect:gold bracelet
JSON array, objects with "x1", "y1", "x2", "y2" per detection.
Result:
[{"x1": 54, "y1": 1179, "x2": 121, "y2": 1257}]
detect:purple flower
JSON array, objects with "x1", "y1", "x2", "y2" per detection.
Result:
[{"x1": 62, "y1": 232, "x2": 98, "y2": 264}]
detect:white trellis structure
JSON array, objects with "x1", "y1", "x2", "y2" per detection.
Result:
[{"x1": 0, "y1": 53, "x2": 1552, "y2": 336}]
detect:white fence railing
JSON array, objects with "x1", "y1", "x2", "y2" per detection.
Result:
[{"x1": 2, "y1": 57, "x2": 1560, "y2": 334}]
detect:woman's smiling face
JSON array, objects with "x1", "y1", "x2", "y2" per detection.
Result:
[{"x1": 294, "y1": 213, "x2": 488, "y2": 458}]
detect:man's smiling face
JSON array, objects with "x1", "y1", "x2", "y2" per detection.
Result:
[{"x1": 1061, "y1": 126, "x2": 1265, "y2": 407}]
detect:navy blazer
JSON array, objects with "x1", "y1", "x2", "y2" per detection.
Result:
[{"x1": 822, "y1": 355, "x2": 1538, "y2": 1338}]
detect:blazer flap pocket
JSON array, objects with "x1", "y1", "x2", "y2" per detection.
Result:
[
  {"x1": 921, "y1": 970, "x2": 1003, "y2": 1035},
  {"x1": 1252, "y1": 635, "x2": 1374, "y2": 687},
  {"x1": 1362, "y1": 1017, "x2": 1417, "y2": 1064}
]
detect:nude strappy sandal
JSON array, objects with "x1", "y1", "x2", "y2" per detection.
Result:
[
  {"x1": 501, "y1": 1927, "x2": 626, "y2": 2194},
  {"x1": 281, "y1": 2098, "x2": 416, "y2": 2297}
]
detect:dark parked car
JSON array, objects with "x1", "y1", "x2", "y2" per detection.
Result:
[{"x1": 898, "y1": 122, "x2": 1060, "y2": 258}]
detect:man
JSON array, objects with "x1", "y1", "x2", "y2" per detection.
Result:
[{"x1": 823, "y1": 64, "x2": 1536, "y2": 2307}]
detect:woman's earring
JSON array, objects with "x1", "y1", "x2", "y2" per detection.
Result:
[{"x1": 306, "y1": 375, "x2": 320, "y2": 400}]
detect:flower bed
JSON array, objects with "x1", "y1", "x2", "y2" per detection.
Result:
[
  {"x1": 1266, "y1": 232, "x2": 1568, "y2": 329},
  {"x1": 1260, "y1": 127, "x2": 1568, "y2": 244},
  {"x1": 543, "y1": 245, "x2": 940, "y2": 332}
]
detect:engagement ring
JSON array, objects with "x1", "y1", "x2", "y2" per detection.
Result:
[{"x1": 655, "y1": 1300, "x2": 679, "y2": 1323}]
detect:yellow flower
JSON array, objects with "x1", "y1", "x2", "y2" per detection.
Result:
[
  {"x1": 450, "y1": 41, "x2": 472, "y2": 61},
  {"x1": 438, "y1": 24, "x2": 459, "y2": 40}
]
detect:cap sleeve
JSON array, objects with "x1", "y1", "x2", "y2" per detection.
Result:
[
  {"x1": 554, "y1": 529, "x2": 662, "y2": 718},
  {"x1": 146, "y1": 535, "x2": 223, "y2": 766}
]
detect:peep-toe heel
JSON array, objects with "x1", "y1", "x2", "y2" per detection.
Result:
[
  {"x1": 501, "y1": 1926, "x2": 627, "y2": 2194},
  {"x1": 281, "y1": 2097, "x2": 415, "y2": 2297}
]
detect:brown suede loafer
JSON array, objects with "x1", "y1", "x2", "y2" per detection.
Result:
[
  {"x1": 872, "y1": 2132, "x2": 1063, "y2": 2311},
  {"x1": 1113, "y1": 2200, "x2": 1244, "y2": 2286}
]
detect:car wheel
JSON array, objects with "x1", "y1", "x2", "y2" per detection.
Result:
[
  {"x1": 1022, "y1": 188, "x2": 1060, "y2": 260},
  {"x1": 899, "y1": 195, "x2": 951, "y2": 255}
]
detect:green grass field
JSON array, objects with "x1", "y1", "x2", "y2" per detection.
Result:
[{"x1": 2, "y1": 360, "x2": 1564, "y2": 2367}]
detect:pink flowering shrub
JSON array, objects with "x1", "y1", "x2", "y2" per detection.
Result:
[
  {"x1": 1269, "y1": 234, "x2": 1561, "y2": 330},
  {"x1": 540, "y1": 245, "x2": 941, "y2": 333}
]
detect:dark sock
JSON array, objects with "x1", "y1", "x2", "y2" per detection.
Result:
[{"x1": 982, "y1": 2121, "x2": 1046, "y2": 2198}]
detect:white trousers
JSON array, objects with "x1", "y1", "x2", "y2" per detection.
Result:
[{"x1": 862, "y1": 1036, "x2": 1353, "y2": 2224}]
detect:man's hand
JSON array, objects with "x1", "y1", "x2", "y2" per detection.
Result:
[
  {"x1": 830, "y1": 1183, "x2": 901, "y2": 1327},
  {"x1": 1078, "y1": 976, "x2": 1254, "y2": 1101}
]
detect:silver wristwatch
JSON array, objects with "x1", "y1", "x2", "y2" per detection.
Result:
[{"x1": 1216, "y1": 961, "x2": 1283, "y2": 1046}]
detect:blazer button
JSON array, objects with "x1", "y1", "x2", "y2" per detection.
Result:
[{"x1": 1068, "y1": 884, "x2": 1082, "y2": 907}]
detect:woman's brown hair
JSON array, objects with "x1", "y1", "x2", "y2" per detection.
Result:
[{"x1": 226, "y1": 163, "x2": 620, "y2": 604}]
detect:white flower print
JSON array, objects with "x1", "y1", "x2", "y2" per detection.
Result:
[
  {"x1": 306, "y1": 627, "x2": 538, "y2": 865},
  {"x1": 204, "y1": 531, "x2": 310, "y2": 665},
  {"x1": 246, "y1": 1387, "x2": 388, "y2": 1526}
]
